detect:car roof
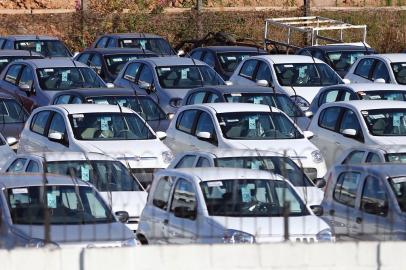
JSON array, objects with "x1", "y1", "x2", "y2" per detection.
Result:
[
  {"x1": 194, "y1": 46, "x2": 267, "y2": 53},
  {"x1": 328, "y1": 83, "x2": 406, "y2": 92},
  {"x1": 5, "y1": 35, "x2": 60, "y2": 41},
  {"x1": 17, "y1": 59, "x2": 88, "y2": 69},
  {"x1": 164, "y1": 167, "x2": 285, "y2": 181},
  {"x1": 303, "y1": 44, "x2": 373, "y2": 51},
  {"x1": 343, "y1": 144, "x2": 406, "y2": 154},
  {"x1": 99, "y1": 33, "x2": 164, "y2": 39},
  {"x1": 14, "y1": 151, "x2": 116, "y2": 162},
  {"x1": 184, "y1": 102, "x2": 274, "y2": 113},
  {"x1": 252, "y1": 54, "x2": 324, "y2": 64},
  {"x1": 53, "y1": 88, "x2": 144, "y2": 97},
  {"x1": 336, "y1": 163, "x2": 406, "y2": 179},
  {"x1": 325, "y1": 100, "x2": 406, "y2": 111},
  {"x1": 139, "y1": 56, "x2": 206, "y2": 66},
  {"x1": 189, "y1": 85, "x2": 286, "y2": 95},
  {"x1": 0, "y1": 173, "x2": 90, "y2": 188},
  {"x1": 360, "y1": 53, "x2": 406, "y2": 62},
  {"x1": 48, "y1": 104, "x2": 135, "y2": 114},
  {"x1": 176, "y1": 148, "x2": 284, "y2": 158},
  {"x1": 0, "y1": 49, "x2": 43, "y2": 57},
  {"x1": 82, "y1": 47, "x2": 156, "y2": 55}
]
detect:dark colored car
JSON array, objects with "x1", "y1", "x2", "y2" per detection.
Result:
[
  {"x1": 189, "y1": 46, "x2": 268, "y2": 80},
  {"x1": 296, "y1": 44, "x2": 376, "y2": 78},
  {"x1": 0, "y1": 50, "x2": 43, "y2": 74},
  {"x1": 74, "y1": 48, "x2": 158, "y2": 83},
  {"x1": 91, "y1": 33, "x2": 176, "y2": 56},
  {"x1": 51, "y1": 88, "x2": 171, "y2": 131},
  {"x1": 0, "y1": 59, "x2": 107, "y2": 112},
  {"x1": 0, "y1": 35, "x2": 72, "y2": 58},
  {"x1": 0, "y1": 92, "x2": 29, "y2": 140}
]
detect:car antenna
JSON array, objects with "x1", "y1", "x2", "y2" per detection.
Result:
[
  {"x1": 190, "y1": 56, "x2": 204, "y2": 87},
  {"x1": 305, "y1": 49, "x2": 322, "y2": 85},
  {"x1": 361, "y1": 41, "x2": 370, "y2": 55}
]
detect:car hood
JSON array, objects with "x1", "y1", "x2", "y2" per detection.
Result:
[
  {"x1": 369, "y1": 136, "x2": 406, "y2": 145},
  {"x1": 99, "y1": 191, "x2": 147, "y2": 218}
]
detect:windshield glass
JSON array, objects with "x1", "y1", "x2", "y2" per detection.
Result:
[
  {"x1": 217, "y1": 52, "x2": 264, "y2": 72},
  {"x1": 326, "y1": 51, "x2": 366, "y2": 73},
  {"x1": 6, "y1": 185, "x2": 114, "y2": 225},
  {"x1": 37, "y1": 67, "x2": 105, "y2": 90},
  {"x1": 15, "y1": 40, "x2": 71, "y2": 57},
  {"x1": 274, "y1": 63, "x2": 342, "y2": 87},
  {"x1": 46, "y1": 160, "x2": 142, "y2": 192},
  {"x1": 224, "y1": 93, "x2": 303, "y2": 117},
  {"x1": 0, "y1": 56, "x2": 42, "y2": 73},
  {"x1": 389, "y1": 177, "x2": 406, "y2": 212},
  {"x1": 215, "y1": 156, "x2": 313, "y2": 187},
  {"x1": 217, "y1": 111, "x2": 303, "y2": 140},
  {"x1": 391, "y1": 63, "x2": 406, "y2": 85},
  {"x1": 104, "y1": 54, "x2": 156, "y2": 76},
  {"x1": 0, "y1": 99, "x2": 28, "y2": 123},
  {"x1": 362, "y1": 109, "x2": 406, "y2": 136},
  {"x1": 118, "y1": 38, "x2": 174, "y2": 55},
  {"x1": 156, "y1": 65, "x2": 224, "y2": 89},
  {"x1": 385, "y1": 153, "x2": 406, "y2": 163},
  {"x1": 69, "y1": 112, "x2": 155, "y2": 141},
  {"x1": 359, "y1": 90, "x2": 406, "y2": 101},
  {"x1": 200, "y1": 179, "x2": 309, "y2": 217},
  {"x1": 89, "y1": 96, "x2": 166, "y2": 121}
]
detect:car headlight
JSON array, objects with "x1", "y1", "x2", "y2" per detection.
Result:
[
  {"x1": 223, "y1": 229, "x2": 255, "y2": 244},
  {"x1": 311, "y1": 150, "x2": 323, "y2": 163},
  {"x1": 169, "y1": 98, "x2": 183, "y2": 108},
  {"x1": 121, "y1": 238, "x2": 139, "y2": 247},
  {"x1": 316, "y1": 229, "x2": 333, "y2": 242},
  {"x1": 291, "y1": 95, "x2": 310, "y2": 109},
  {"x1": 162, "y1": 151, "x2": 174, "y2": 164},
  {"x1": 26, "y1": 238, "x2": 59, "y2": 248}
]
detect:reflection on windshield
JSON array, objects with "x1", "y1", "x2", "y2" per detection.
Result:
[
  {"x1": 118, "y1": 38, "x2": 174, "y2": 55},
  {"x1": 200, "y1": 179, "x2": 309, "y2": 217},
  {"x1": 217, "y1": 111, "x2": 303, "y2": 140},
  {"x1": 362, "y1": 109, "x2": 406, "y2": 136},
  {"x1": 217, "y1": 52, "x2": 263, "y2": 72},
  {"x1": 7, "y1": 185, "x2": 114, "y2": 225},
  {"x1": 359, "y1": 90, "x2": 406, "y2": 101},
  {"x1": 104, "y1": 54, "x2": 157, "y2": 76},
  {"x1": 15, "y1": 40, "x2": 71, "y2": 57},
  {"x1": 326, "y1": 51, "x2": 366, "y2": 73},
  {"x1": 0, "y1": 99, "x2": 28, "y2": 123}
]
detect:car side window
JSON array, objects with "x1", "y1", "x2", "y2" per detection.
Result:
[
  {"x1": 18, "y1": 66, "x2": 34, "y2": 88},
  {"x1": 195, "y1": 112, "x2": 216, "y2": 140},
  {"x1": 354, "y1": 58, "x2": 374, "y2": 79},
  {"x1": 366, "y1": 152, "x2": 382, "y2": 163},
  {"x1": 89, "y1": 54, "x2": 103, "y2": 68},
  {"x1": 95, "y1": 37, "x2": 108, "y2": 48},
  {"x1": 339, "y1": 90, "x2": 357, "y2": 102},
  {"x1": 77, "y1": 53, "x2": 91, "y2": 64},
  {"x1": 7, "y1": 158, "x2": 27, "y2": 173},
  {"x1": 30, "y1": 110, "x2": 51, "y2": 135},
  {"x1": 319, "y1": 89, "x2": 340, "y2": 106},
  {"x1": 333, "y1": 171, "x2": 361, "y2": 208},
  {"x1": 71, "y1": 96, "x2": 82, "y2": 104},
  {"x1": 202, "y1": 52, "x2": 216, "y2": 68},
  {"x1": 48, "y1": 113, "x2": 67, "y2": 142},
  {"x1": 190, "y1": 50, "x2": 203, "y2": 60},
  {"x1": 196, "y1": 157, "x2": 210, "y2": 167},
  {"x1": 138, "y1": 65, "x2": 154, "y2": 84},
  {"x1": 343, "y1": 151, "x2": 365, "y2": 164},
  {"x1": 319, "y1": 107, "x2": 342, "y2": 131},
  {"x1": 4, "y1": 64, "x2": 23, "y2": 85},
  {"x1": 175, "y1": 155, "x2": 197, "y2": 168},
  {"x1": 372, "y1": 61, "x2": 390, "y2": 82},
  {"x1": 54, "y1": 95, "x2": 71, "y2": 104},
  {"x1": 239, "y1": 60, "x2": 258, "y2": 79},
  {"x1": 123, "y1": 63, "x2": 142, "y2": 82},
  {"x1": 4, "y1": 40, "x2": 14, "y2": 50},
  {"x1": 187, "y1": 91, "x2": 206, "y2": 105},
  {"x1": 360, "y1": 176, "x2": 388, "y2": 216},
  {"x1": 176, "y1": 110, "x2": 198, "y2": 134},
  {"x1": 106, "y1": 38, "x2": 116, "y2": 48},
  {"x1": 255, "y1": 61, "x2": 272, "y2": 83},
  {"x1": 170, "y1": 178, "x2": 197, "y2": 219},
  {"x1": 152, "y1": 176, "x2": 173, "y2": 210},
  {"x1": 206, "y1": 92, "x2": 221, "y2": 103},
  {"x1": 0, "y1": 38, "x2": 5, "y2": 49},
  {"x1": 339, "y1": 109, "x2": 363, "y2": 141},
  {"x1": 26, "y1": 160, "x2": 40, "y2": 173}
]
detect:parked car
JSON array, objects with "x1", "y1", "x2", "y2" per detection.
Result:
[
  {"x1": 51, "y1": 88, "x2": 170, "y2": 132},
  {"x1": 0, "y1": 50, "x2": 43, "y2": 74},
  {"x1": 0, "y1": 173, "x2": 137, "y2": 249},
  {"x1": 74, "y1": 48, "x2": 158, "y2": 83},
  {"x1": 137, "y1": 167, "x2": 332, "y2": 244},
  {"x1": 188, "y1": 46, "x2": 268, "y2": 80},
  {"x1": 0, "y1": 92, "x2": 29, "y2": 141},
  {"x1": 0, "y1": 132, "x2": 16, "y2": 171},
  {"x1": 296, "y1": 44, "x2": 376, "y2": 78},
  {"x1": 308, "y1": 100, "x2": 406, "y2": 167},
  {"x1": 2, "y1": 152, "x2": 147, "y2": 232},
  {"x1": 345, "y1": 54, "x2": 406, "y2": 84},
  {"x1": 91, "y1": 33, "x2": 176, "y2": 56},
  {"x1": 165, "y1": 103, "x2": 326, "y2": 180},
  {"x1": 333, "y1": 145, "x2": 406, "y2": 165},
  {"x1": 228, "y1": 55, "x2": 343, "y2": 110},
  {"x1": 182, "y1": 85, "x2": 312, "y2": 131},
  {"x1": 113, "y1": 57, "x2": 225, "y2": 113},
  {"x1": 168, "y1": 149, "x2": 325, "y2": 206},
  {"x1": 0, "y1": 35, "x2": 72, "y2": 58},
  {"x1": 0, "y1": 59, "x2": 108, "y2": 112},
  {"x1": 309, "y1": 83, "x2": 406, "y2": 114},
  {"x1": 322, "y1": 164, "x2": 406, "y2": 240},
  {"x1": 17, "y1": 104, "x2": 173, "y2": 186}
]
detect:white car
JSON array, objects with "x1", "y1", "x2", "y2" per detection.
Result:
[
  {"x1": 228, "y1": 55, "x2": 343, "y2": 110},
  {"x1": 2, "y1": 151, "x2": 147, "y2": 232},
  {"x1": 136, "y1": 167, "x2": 333, "y2": 244},
  {"x1": 17, "y1": 104, "x2": 173, "y2": 187},
  {"x1": 345, "y1": 54, "x2": 406, "y2": 84},
  {"x1": 334, "y1": 145, "x2": 406, "y2": 165},
  {"x1": 308, "y1": 100, "x2": 406, "y2": 167},
  {"x1": 164, "y1": 103, "x2": 327, "y2": 180},
  {"x1": 168, "y1": 149, "x2": 325, "y2": 206},
  {"x1": 0, "y1": 132, "x2": 16, "y2": 171}
]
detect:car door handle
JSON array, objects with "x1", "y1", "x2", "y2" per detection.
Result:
[
  {"x1": 356, "y1": 217, "x2": 363, "y2": 224},
  {"x1": 163, "y1": 219, "x2": 169, "y2": 225},
  {"x1": 329, "y1": 209, "x2": 335, "y2": 216}
]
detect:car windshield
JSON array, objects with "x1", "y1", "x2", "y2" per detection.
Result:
[
  {"x1": 217, "y1": 52, "x2": 263, "y2": 72},
  {"x1": 224, "y1": 93, "x2": 303, "y2": 117},
  {"x1": 0, "y1": 98, "x2": 28, "y2": 123},
  {"x1": 274, "y1": 63, "x2": 342, "y2": 87},
  {"x1": 37, "y1": 67, "x2": 106, "y2": 91},
  {"x1": 385, "y1": 153, "x2": 406, "y2": 163},
  {"x1": 156, "y1": 65, "x2": 224, "y2": 89},
  {"x1": 391, "y1": 63, "x2": 406, "y2": 85},
  {"x1": 15, "y1": 40, "x2": 71, "y2": 57},
  {"x1": 358, "y1": 90, "x2": 406, "y2": 101},
  {"x1": 215, "y1": 156, "x2": 313, "y2": 187},
  {"x1": 6, "y1": 185, "x2": 114, "y2": 225},
  {"x1": 0, "y1": 56, "x2": 42, "y2": 73},
  {"x1": 118, "y1": 38, "x2": 174, "y2": 55},
  {"x1": 200, "y1": 179, "x2": 309, "y2": 217},
  {"x1": 362, "y1": 109, "x2": 406, "y2": 136},
  {"x1": 104, "y1": 54, "x2": 157, "y2": 76},
  {"x1": 89, "y1": 95, "x2": 166, "y2": 121},
  {"x1": 389, "y1": 177, "x2": 406, "y2": 212},
  {"x1": 69, "y1": 112, "x2": 155, "y2": 141},
  {"x1": 46, "y1": 160, "x2": 142, "y2": 192},
  {"x1": 216, "y1": 111, "x2": 304, "y2": 140},
  {"x1": 326, "y1": 51, "x2": 366, "y2": 73}
]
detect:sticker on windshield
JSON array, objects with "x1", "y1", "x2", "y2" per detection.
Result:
[
  {"x1": 117, "y1": 99, "x2": 127, "y2": 106},
  {"x1": 284, "y1": 64, "x2": 294, "y2": 68},
  {"x1": 35, "y1": 43, "x2": 41, "y2": 52},
  {"x1": 95, "y1": 99, "x2": 109, "y2": 105},
  {"x1": 12, "y1": 188, "x2": 28, "y2": 194},
  {"x1": 298, "y1": 66, "x2": 307, "y2": 78},
  {"x1": 161, "y1": 68, "x2": 171, "y2": 71},
  {"x1": 139, "y1": 40, "x2": 147, "y2": 49},
  {"x1": 44, "y1": 69, "x2": 54, "y2": 73},
  {"x1": 241, "y1": 187, "x2": 252, "y2": 202},
  {"x1": 226, "y1": 119, "x2": 239, "y2": 123},
  {"x1": 123, "y1": 40, "x2": 132, "y2": 44},
  {"x1": 72, "y1": 114, "x2": 84, "y2": 118},
  {"x1": 230, "y1": 93, "x2": 242, "y2": 97},
  {"x1": 100, "y1": 117, "x2": 111, "y2": 131},
  {"x1": 112, "y1": 58, "x2": 123, "y2": 62},
  {"x1": 81, "y1": 165, "x2": 90, "y2": 181},
  {"x1": 0, "y1": 59, "x2": 8, "y2": 63},
  {"x1": 226, "y1": 56, "x2": 237, "y2": 60},
  {"x1": 250, "y1": 160, "x2": 261, "y2": 169},
  {"x1": 253, "y1": 96, "x2": 263, "y2": 104},
  {"x1": 207, "y1": 181, "x2": 223, "y2": 187},
  {"x1": 394, "y1": 113, "x2": 402, "y2": 127},
  {"x1": 181, "y1": 68, "x2": 189, "y2": 79},
  {"x1": 248, "y1": 116, "x2": 257, "y2": 130},
  {"x1": 47, "y1": 193, "x2": 57, "y2": 208},
  {"x1": 61, "y1": 71, "x2": 68, "y2": 82}
]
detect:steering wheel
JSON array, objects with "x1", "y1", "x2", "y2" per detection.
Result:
[
  {"x1": 117, "y1": 129, "x2": 133, "y2": 138},
  {"x1": 260, "y1": 129, "x2": 277, "y2": 138}
]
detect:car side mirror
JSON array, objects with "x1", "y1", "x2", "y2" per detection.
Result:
[
  {"x1": 342, "y1": 78, "x2": 351, "y2": 84},
  {"x1": 156, "y1": 131, "x2": 167, "y2": 140},
  {"x1": 315, "y1": 178, "x2": 326, "y2": 189},
  {"x1": 73, "y1": 52, "x2": 80, "y2": 58},
  {"x1": 303, "y1": 130, "x2": 314, "y2": 139},
  {"x1": 48, "y1": 132, "x2": 64, "y2": 143},
  {"x1": 310, "y1": 205, "x2": 324, "y2": 216},
  {"x1": 341, "y1": 128, "x2": 357, "y2": 138},
  {"x1": 304, "y1": 110, "x2": 313, "y2": 118},
  {"x1": 106, "y1": 83, "x2": 115, "y2": 88},
  {"x1": 174, "y1": 206, "x2": 196, "y2": 220},
  {"x1": 91, "y1": 66, "x2": 102, "y2": 75},
  {"x1": 6, "y1": 137, "x2": 18, "y2": 146},
  {"x1": 115, "y1": 211, "x2": 129, "y2": 223},
  {"x1": 225, "y1": 81, "x2": 233, "y2": 86},
  {"x1": 167, "y1": 113, "x2": 174, "y2": 120},
  {"x1": 196, "y1": 131, "x2": 212, "y2": 141},
  {"x1": 19, "y1": 84, "x2": 32, "y2": 93},
  {"x1": 177, "y1": 50, "x2": 185, "y2": 56},
  {"x1": 256, "y1": 79, "x2": 269, "y2": 87},
  {"x1": 139, "y1": 81, "x2": 153, "y2": 92},
  {"x1": 363, "y1": 202, "x2": 388, "y2": 216},
  {"x1": 374, "y1": 78, "x2": 386, "y2": 83}
]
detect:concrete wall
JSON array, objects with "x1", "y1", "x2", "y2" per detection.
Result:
[{"x1": 1, "y1": 242, "x2": 406, "y2": 270}]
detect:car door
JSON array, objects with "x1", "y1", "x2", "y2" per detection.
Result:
[
  {"x1": 167, "y1": 109, "x2": 198, "y2": 154},
  {"x1": 371, "y1": 60, "x2": 391, "y2": 83},
  {"x1": 17, "y1": 65, "x2": 38, "y2": 109},
  {"x1": 0, "y1": 64, "x2": 24, "y2": 103},
  {"x1": 190, "y1": 111, "x2": 218, "y2": 151},
  {"x1": 136, "y1": 64, "x2": 155, "y2": 95},
  {"x1": 166, "y1": 177, "x2": 199, "y2": 244},
  {"x1": 254, "y1": 60, "x2": 273, "y2": 86},
  {"x1": 88, "y1": 53, "x2": 105, "y2": 80},
  {"x1": 342, "y1": 150, "x2": 366, "y2": 165},
  {"x1": 20, "y1": 110, "x2": 51, "y2": 153},
  {"x1": 347, "y1": 58, "x2": 375, "y2": 83},
  {"x1": 115, "y1": 62, "x2": 142, "y2": 88},
  {"x1": 231, "y1": 59, "x2": 258, "y2": 85},
  {"x1": 45, "y1": 111, "x2": 69, "y2": 152}
]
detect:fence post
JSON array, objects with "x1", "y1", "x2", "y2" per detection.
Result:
[{"x1": 196, "y1": 0, "x2": 203, "y2": 39}]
